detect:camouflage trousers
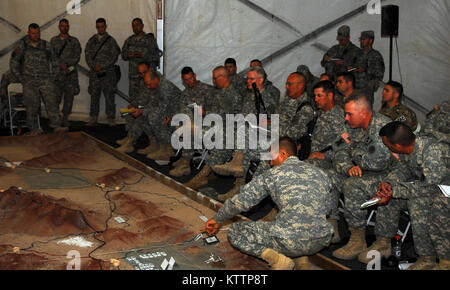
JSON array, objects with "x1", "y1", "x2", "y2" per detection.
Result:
[
  {"x1": 227, "y1": 221, "x2": 331, "y2": 258},
  {"x1": 56, "y1": 71, "x2": 80, "y2": 116},
  {"x1": 125, "y1": 114, "x2": 152, "y2": 143},
  {"x1": 128, "y1": 78, "x2": 140, "y2": 105},
  {"x1": 343, "y1": 174, "x2": 403, "y2": 237},
  {"x1": 88, "y1": 72, "x2": 116, "y2": 119},
  {"x1": 23, "y1": 78, "x2": 61, "y2": 130},
  {"x1": 146, "y1": 113, "x2": 174, "y2": 145},
  {"x1": 429, "y1": 193, "x2": 450, "y2": 260},
  {"x1": 306, "y1": 158, "x2": 345, "y2": 220}
]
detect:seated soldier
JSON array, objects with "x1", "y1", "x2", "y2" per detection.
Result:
[
  {"x1": 335, "y1": 72, "x2": 364, "y2": 108},
  {"x1": 379, "y1": 81, "x2": 418, "y2": 131},
  {"x1": 169, "y1": 66, "x2": 215, "y2": 177},
  {"x1": 204, "y1": 137, "x2": 333, "y2": 270},
  {"x1": 297, "y1": 64, "x2": 319, "y2": 100},
  {"x1": 225, "y1": 57, "x2": 247, "y2": 97},
  {"x1": 372, "y1": 121, "x2": 449, "y2": 270}
]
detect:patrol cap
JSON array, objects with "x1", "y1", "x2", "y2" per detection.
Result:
[
  {"x1": 337, "y1": 25, "x2": 350, "y2": 40},
  {"x1": 296, "y1": 65, "x2": 311, "y2": 76},
  {"x1": 359, "y1": 30, "x2": 375, "y2": 40}
]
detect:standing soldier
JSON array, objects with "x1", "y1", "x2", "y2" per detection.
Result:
[
  {"x1": 50, "y1": 18, "x2": 81, "y2": 127},
  {"x1": 354, "y1": 31, "x2": 385, "y2": 98},
  {"x1": 85, "y1": 18, "x2": 121, "y2": 126},
  {"x1": 121, "y1": 18, "x2": 162, "y2": 105},
  {"x1": 10, "y1": 23, "x2": 67, "y2": 135}
]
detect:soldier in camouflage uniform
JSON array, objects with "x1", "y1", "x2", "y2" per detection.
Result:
[
  {"x1": 169, "y1": 66, "x2": 215, "y2": 177},
  {"x1": 379, "y1": 81, "x2": 418, "y2": 131},
  {"x1": 297, "y1": 64, "x2": 319, "y2": 101},
  {"x1": 321, "y1": 25, "x2": 363, "y2": 82},
  {"x1": 0, "y1": 70, "x2": 20, "y2": 122},
  {"x1": 354, "y1": 31, "x2": 385, "y2": 98},
  {"x1": 183, "y1": 66, "x2": 243, "y2": 190},
  {"x1": 121, "y1": 18, "x2": 162, "y2": 105},
  {"x1": 204, "y1": 137, "x2": 333, "y2": 270},
  {"x1": 331, "y1": 93, "x2": 401, "y2": 260},
  {"x1": 142, "y1": 70, "x2": 182, "y2": 160},
  {"x1": 225, "y1": 58, "x2": 247, "y2": 97},
  {"x1": 50, "y1": 19, "x2": 81, "y2": 127},
  {"x1": 213, "y1": 66, "x2": 280, "y2": 201},
  {"x1": 373, "y1": 121, "x2": 450, "y2": 270},
  {"x1": 85, "y1": 18, "x2": 121, "y2": 126},
  {"x1": 10, "y1": 23, "x2": 66, "y2": 134},
  {"x1": 115, "y1": 62, "x2": 153, "y2": 154},
  {"x1": 306, "y1": 80, "x2": 346, "y2": 243}
]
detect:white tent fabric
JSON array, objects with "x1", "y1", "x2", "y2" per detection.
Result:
[
  {"x1": 165, "y1": 0, "x2": 450, "y2": 121},
  {"x1": 0, "y1": 0, "x2": 157, "y2": 122}
]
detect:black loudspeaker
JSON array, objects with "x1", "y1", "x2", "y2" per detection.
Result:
[{"x1": 381, "y1": 5, "x2": 399, "y2": 37}]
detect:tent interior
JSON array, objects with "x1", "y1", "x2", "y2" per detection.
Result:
[{"x1": 0, "y1": 0, "x2": 449, "y2": 271}]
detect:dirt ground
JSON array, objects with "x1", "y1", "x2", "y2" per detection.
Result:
[{"x1": 0, "y1": 132, "x2": 268, "y2": 270}]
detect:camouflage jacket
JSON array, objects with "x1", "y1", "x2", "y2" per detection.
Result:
[
  {"x1": 143, "y1": 77, "x2": 182, "y2": 120},
  {"x1": 379, "y1": 102, "x2": 418, "y2": 131},
  {"x1": 85, "y1": 33, "x2": 120, "y2": 76},
  {"x1": 121, "y1": 33, "x2": 161, "y2": 78},
  {"x1": 134, "y1": 79, "x2": 152, "y2": 107},
  {"x1": 206, "y1": 84, "x2": 243, "y2": 117},
  {"x1": 229, "y1": 74, "x2": 248, "y2": 97},
  {"x1": 214, "y1": 156, "x2": 333, "y2": 240},
  {"x1": 385, "y1": 134, "x2": 450, "y2": 199},
  {"x1": 422, "y1": 100, "x2": 450, "y2": 136},
  {"x1": 10, "y1": 36, "x2": 60, "y2": 82},
  {"x1": 310, "y1": 105, "x2": 346, "y2": 159},
  {"x1": 241, "y1": 84, "x2": 281, "y2": 117},
  {"x1": 321, "y1": 42, "x2": 364, "y2": 78},
  {"x1": 333, "y1": 112, "x2": 393, "y2": 176},
  {"x1": 277, "y1": 92, "x2": 316, "y2": 141},
  {"x1": 50, "y1": 34, "x2": 82, "y2": 78},
  {"x1": 178, "y1": 81, "x2": 215, "y2": 117}
]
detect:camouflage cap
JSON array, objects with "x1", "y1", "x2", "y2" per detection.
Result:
[
  {"x1": 296, "y1": 65, "x2": 311, "y2": 76},
  {"x1": 359, "y1": 30, "x2": 375, "y2": 40},
  {"x1": 337, "y1": 25, "x2": 350, "y2": 40}
]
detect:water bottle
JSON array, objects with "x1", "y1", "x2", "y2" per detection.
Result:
[{"x1": 392, "y1": 234, "x2": 402, "y2": 259}]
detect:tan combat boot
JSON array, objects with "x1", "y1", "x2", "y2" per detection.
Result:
[
  {"x1": 357, "y1": 236, "x2": 391, "y2": 264},
  {"x1": 138, "y1": 137, "x2": 159, "y2": 155},
  {"x1": 87, "y1": 116, "x2": 97, "y2": 126},
  {"x1": 147, "y1": 144, "x2": 174, "y2": 160},
  {"x1": 217, "y1": 177, "x2": 245, "y2": 202},
  {"x1": 169, "y1": 158, "x2": 191, "y2": 177},
  {"x1": 116, "y1": 136, "x2": 130, "y2": 145},
  {"x1": 213, "y1": 151, "x2": 245, "y2": 177},
  {"x1": 432, "y1": 259, "x2": 450, "y2": 270},
  {"x1": 116, "y1": 137, "x2": 134, "y2": 154},
  {"x1": 327, "y1": 219, "x2": 341, "y2": 244},
  {"x1": 183, "y1": 165, "x2": 212, "y2": 190},
  {"x1": 260, "y1": 207, "x2": 278, "y2": 222},
  {"x1": 332, "y1": 228, "x2": 367, "y2": 260},
  {"x1": 407, "y1": 255, "x2": 436, "y2": 270},
  {"x1": 260, "y1": 248, "x2": 295, "y2": 270},
  {"x1": 293, "y1": 256, "x2": 309, "y2": 270}
]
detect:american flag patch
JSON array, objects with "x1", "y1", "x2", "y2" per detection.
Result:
[{"x1": 341, "y1": 132, "x2": 352, "y2": 144}]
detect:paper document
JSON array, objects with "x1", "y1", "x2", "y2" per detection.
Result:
[{"x1": 438, "y1": 185, "x2": 450, "y2": 198}]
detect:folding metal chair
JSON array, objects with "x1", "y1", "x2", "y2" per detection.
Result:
[
  {"x1": 366, "y1": 209, "x2": 411, "y2": 242},
  {"x1": 5, "y1": 83, "x2": 40, "y2": 136}
]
